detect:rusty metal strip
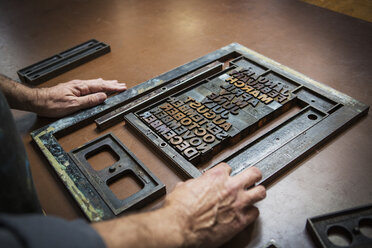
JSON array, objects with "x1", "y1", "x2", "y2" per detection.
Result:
[{"x1": 32, "y1": 127, "x2": 113, "y2": 221}]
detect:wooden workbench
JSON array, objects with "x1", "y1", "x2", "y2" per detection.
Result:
[{"x1": 1, "y1": 0, "x2": 371, "y2": 247}]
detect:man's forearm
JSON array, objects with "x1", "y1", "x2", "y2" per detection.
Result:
[
  {"x1": 92, "y1": 206, "x2": 185, "y2": 248},
  {"x1": 0, "y1": 74, "x2": 38, "y2": 112}
]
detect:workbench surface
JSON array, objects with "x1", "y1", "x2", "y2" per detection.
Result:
[{"x1": 1, "y1": 0, "x2": 371, "y2": 247}]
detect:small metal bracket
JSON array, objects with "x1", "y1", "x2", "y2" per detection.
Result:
[{"x1": 69, "y1": 133, "x2": 165, "y2": 216}]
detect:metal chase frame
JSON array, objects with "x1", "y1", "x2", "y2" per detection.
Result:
[{"x1": 31, "y1": 43, "x2": 369, "y2": 222}]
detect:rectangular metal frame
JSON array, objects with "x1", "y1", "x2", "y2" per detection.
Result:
[
  {"x1": 69, "y1": 133, "x2": 165, "y2": 216},
  {"x1": 31, "y1": 43, "x2": 369, "y2": 221}
]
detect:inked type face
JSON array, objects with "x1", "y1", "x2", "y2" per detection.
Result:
[{"x1": 136, "y1": 67, "x2": 294, "y2": 164}]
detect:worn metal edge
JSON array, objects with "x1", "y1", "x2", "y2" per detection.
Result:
[{"x1": 31, "y1": 127, "x2": 113, "y2": 221}]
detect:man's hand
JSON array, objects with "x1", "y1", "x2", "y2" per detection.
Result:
[
  {"x1": 164, "y1": 163, "x2": 266, "y2": 247},
  {"x1": 0, "y1": 75, "x2": 127, "y2": 118},
  {"x1": 93, "y1": 164, "x2": 266, "y2": 248},
  {"x1": 33, "y1": 79, "x2": 127, "y2": 117}
]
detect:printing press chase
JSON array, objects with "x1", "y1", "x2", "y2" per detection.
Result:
[{"x1": 31, "y1": 43, "x2": 368, "y2": 220}]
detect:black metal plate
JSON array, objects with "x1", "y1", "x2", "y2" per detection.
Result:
[
  {"x1": 69, "y1": 133, "x2": 165, "y2": 216},
  {"x1": 306, "y1": 204, "x2": 372, "y2": 248},
  {"x1": 17, "y1": 39, "x2": 110, "y2": 85}
]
